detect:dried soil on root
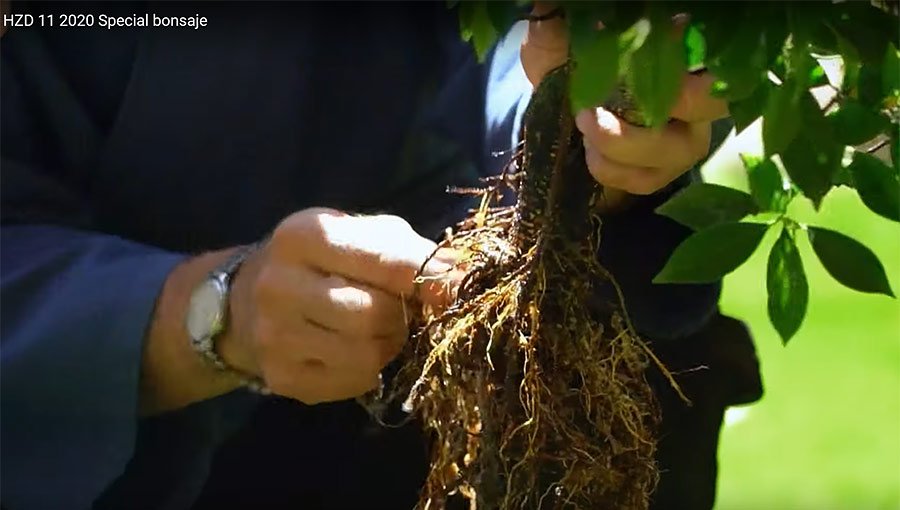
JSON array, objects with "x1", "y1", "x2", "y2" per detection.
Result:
[{"x1": 365, "y1": 67, "x2": 678, "y2": 510}]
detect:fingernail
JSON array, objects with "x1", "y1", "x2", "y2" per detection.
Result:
[
  {"x1": 432, "y1": 247, "x2": 461, "y2": 265},
  {"x1": 424, "y1": 258, "x2": 453, "y2": 275}
]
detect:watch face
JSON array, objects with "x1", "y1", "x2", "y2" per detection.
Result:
[{"x1": 186, "y1": 277, "x2": 227, "y2": 341}]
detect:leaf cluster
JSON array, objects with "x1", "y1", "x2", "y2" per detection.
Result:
[{"x1": 455, "y1": 1, "x2": 898, "y2": 344}]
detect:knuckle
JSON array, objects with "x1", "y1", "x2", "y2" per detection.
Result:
[
  {"x1": 377, "y1": 214, "x2": 413, "y2": 233},
  {"x1": 276, "y1": 207, "x2": 338, "y2": 248}
]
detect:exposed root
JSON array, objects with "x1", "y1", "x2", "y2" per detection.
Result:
[{"x1": 364, "y1": 65, "x2": 665, "y2": 510}]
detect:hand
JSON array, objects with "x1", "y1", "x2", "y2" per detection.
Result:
[
  {"x1": 520, "y1": 3, "x2": 729, "y2": 208},
  {"x1": 221, "y1": 208, "x2": 456, "y2": 404}
]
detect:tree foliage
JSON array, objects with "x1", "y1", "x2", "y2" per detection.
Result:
[{"x1": 457, "y1": 0, "x2": 898, "y2": 344}]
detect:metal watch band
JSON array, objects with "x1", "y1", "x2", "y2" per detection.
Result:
[{"x1": 191, "y1": 240, "x2": 271, "y2": 395}]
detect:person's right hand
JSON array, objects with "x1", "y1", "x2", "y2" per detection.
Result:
[{"x1": 219, "y1": 208, "x2": 455, "y2": 404}]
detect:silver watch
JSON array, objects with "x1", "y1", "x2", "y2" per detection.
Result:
[{"x1": 186, "y1": 242, "x2": 269, "y2": 394}]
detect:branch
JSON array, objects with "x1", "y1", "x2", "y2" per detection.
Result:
[{"x1": 866, "y1": 138, "x2": 889, "y2": 154}]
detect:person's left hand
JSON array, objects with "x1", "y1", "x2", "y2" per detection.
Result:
[{"x1": 520, "y1": 4, "x2": 730, "y2": 209}]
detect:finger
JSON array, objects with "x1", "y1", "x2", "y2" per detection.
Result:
[
  {"x1": 669, "y1": 72, "x2": 730, "y2": 123},
  {"x1": 575, "y1": 108, "x2": 711, "y2": 170},
  {"x1": 259, "y1": 264, "x2": 407, "y2": 338},
  {"x1": 255, "y1": 314, "x2": 344, "y2": 370},
  {"x1": 313, "y1": 274, "x2": 407, "y2": 338},
  {"x1": 415, "y1": 247, "x2": 465, "y2": 308},
  {"x1": 283, "y1": 212, "x2": 440, "y2": 297},
  {"x1": 520, "y1": 1, "x2": 568, "y2": 87},
  {"x1": 583, "y1": 145, "x2": 677, "y2": 196},
  {"x1": 268, "y1": 358, "x2": 379, "y2": 405}
]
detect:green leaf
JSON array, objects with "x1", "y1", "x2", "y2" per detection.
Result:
[
  {"x1": 831, "y1": 27, "x2": 861, "y2": 93},
  {"x1": 653, "y1": 222, "x2": 769, "y2": 284},
  {"x1": 808, "y1": 15, "x2": 838, "y2": 55},
  {"x1": 683, "y1": 22, "x2": 706, "y2": 72},
  {"x1": 729, "y1": 80, "x2": 770, "y2": 135},
  {"x1": 833, "y1": 165, "x2": 854, "y2": 188},
  {"x1": 809, "y1": 64, "x2": 829, "y2": 87},
  {"x1": 808, "y1": 226, "x2": 895, "y2": 296},
  {"x1": 858, "y1": 63, "x2": 884, "y2": 108},
  {"x1": 705, "y1": 15, "x2": 768, "y2": 101},
  {"x1": 741, "y1": 154, "x2": 789, "y2": 212},
  {"x1": 618, "y1": 17, "x2": 651, "y2": 56},
  {"x1": 780, "y1": 92, "x2": 842, "y2": 208},
  {"x1": 784, "y1": 13, "x2": 816, "y2": 85},
  {"x1": 830, "y1": 2, "x2": 899, "y2": 65},
  {"x1": 767, "y1": 227, "x2": 808, "y2": 344},
  {"x1": 458, "y1": 1, "x2": 497, "y2": 63},
  {"x1": 689, "y1": 3, "x2": 734, "y2": 62},
  {"x1": 626, "y1": 5, "x2": 685, "y2": 128},
  {"x1": 764, "y1": 10, "x2": 789, "y2": 71},
  {"x1": 485, "y1": 1, "x2": 519, "y2": 38},
  {"x1": 763, "y1": 79, "x2": 803, "y2": 156},
  {"x1": 655, "y1": 183, "x2": 759, "y2": 231},
  {"x1": 848, "y1": 151, "x2": 900, "y2": 222},
  {"x1": 827, "y1": 99, "x2": 891, "y2": 146},
  {"x1": 781, "y1": 133, "x2": 841, "y2": 209},
  {"x1": 883, "y1": 42, "x2": 900, "y2": 98},
  {"x1": 569, "y1": 11, "x2": 619, "y2": 112}
]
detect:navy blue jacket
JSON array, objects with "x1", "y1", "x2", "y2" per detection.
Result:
[{"x1": 1, "y1": 2, "x2": 725, "y2": 508}]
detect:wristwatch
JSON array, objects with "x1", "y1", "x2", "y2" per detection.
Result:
[{"x1": 186, "y1": 242, "x2": 269, "y2": 394}]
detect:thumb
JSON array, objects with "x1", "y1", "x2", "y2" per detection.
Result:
[{"x1": 520, "y1": 2, "x2": 568, "y2": 88}]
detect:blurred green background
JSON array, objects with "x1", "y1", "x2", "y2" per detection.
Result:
[{"x1": 700, "y1": 124, "x2": 900, "y2": 510}]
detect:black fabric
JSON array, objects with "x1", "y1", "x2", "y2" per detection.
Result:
[{"x1": 650, "y1": 313, "x2": 764, "y2": 510}]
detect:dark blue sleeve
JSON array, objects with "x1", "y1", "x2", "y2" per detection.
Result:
[
  {"x1": 0, "y1": 226, "x2": 184, "y2": 509},
  {"x1": 0, "y1": 24, "x2": 260, "y2": 510}
]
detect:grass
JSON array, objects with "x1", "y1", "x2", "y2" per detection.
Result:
[{"x1": 701, "y1": 125, "x2": 900, "y2": 510}]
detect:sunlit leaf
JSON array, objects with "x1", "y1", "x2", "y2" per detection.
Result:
[
  {"x1": 569, "y1": 10, "x2": 619, "y2": 112},
  {"x1": 626, "y1": 4, "x2": 685, "y2": 128},
  {"x1": 742, "y1": 154, "x2": 789, "y2": 212},
  {"x1": 653, "y1": 222, "x2": 769, "y2": 284},
  {"x1": 767, "y1": 227, "x2": 808, "y2": 344},
  {"x1": 683, "y1": 22, "x2": 706, "y2": 71},
  {"x1": 809, "y1": 64, "x2": 829, "y2": 87},
  {"x1": 655, "y1": 183, "x2": 759, "y2": 231},
  {"x1": 808, "y1": 226, "x2": 895, "y2": 296}
]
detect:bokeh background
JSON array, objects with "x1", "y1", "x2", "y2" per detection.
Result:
[{"x1": 700, "y1": 122, "x2": 900, "y2": 510}]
